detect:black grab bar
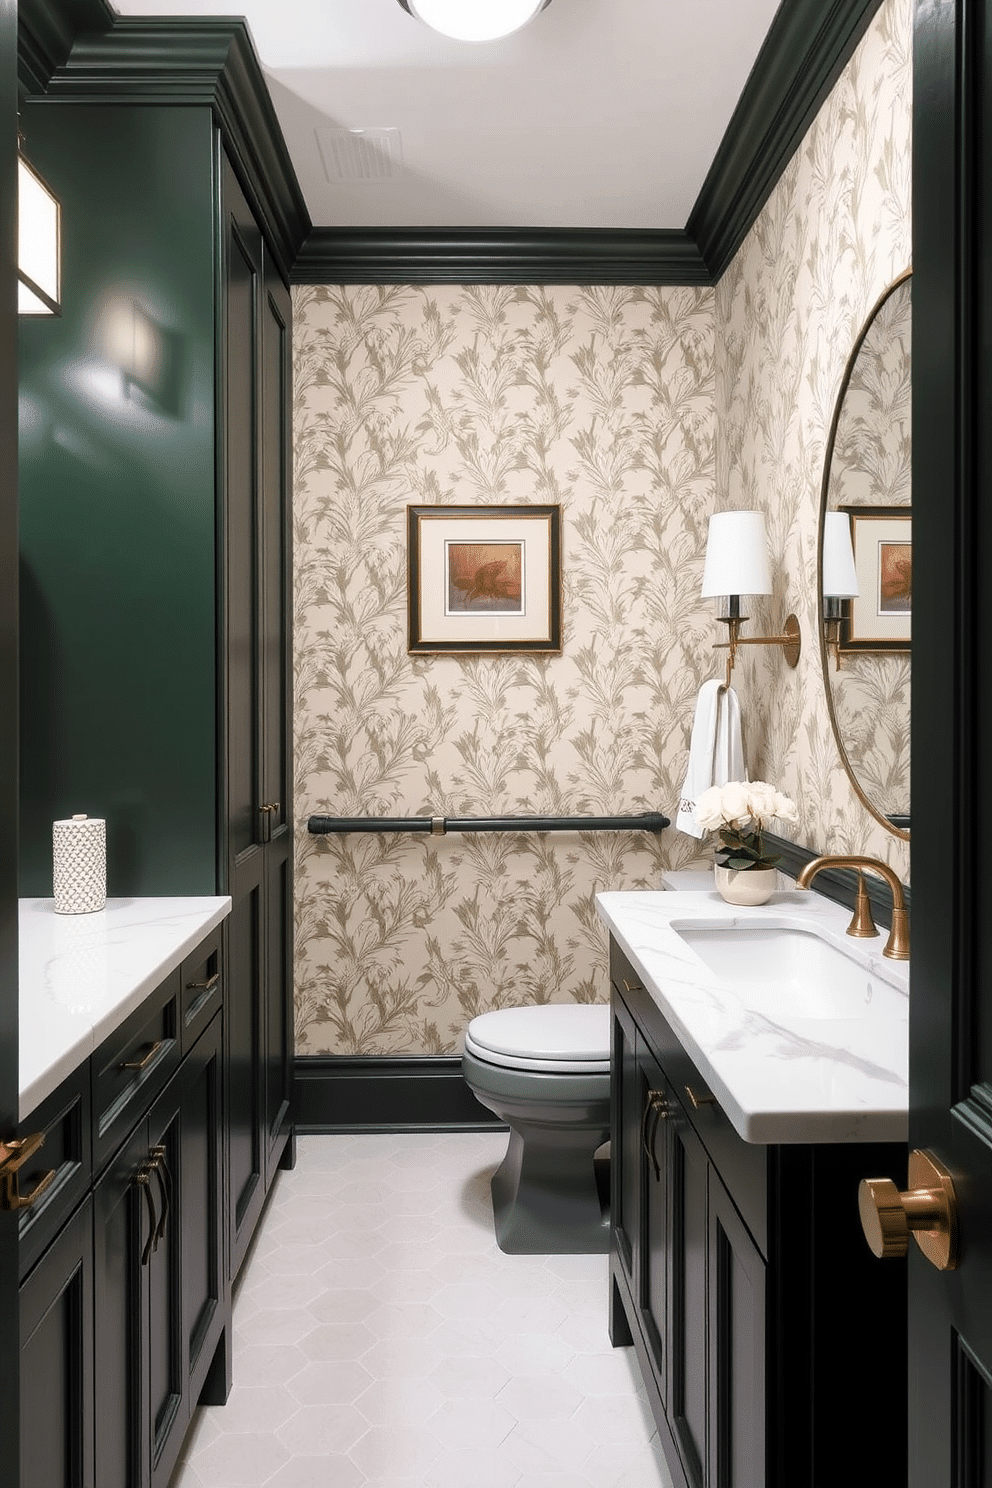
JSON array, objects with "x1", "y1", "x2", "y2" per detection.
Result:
[{"x1": 307, "y1": 811, "x2": 670, "y2": 837}]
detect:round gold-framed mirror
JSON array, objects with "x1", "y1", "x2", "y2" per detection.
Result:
[{"x1": 817, "y1": 270, "x2": 911, "y2": 842}]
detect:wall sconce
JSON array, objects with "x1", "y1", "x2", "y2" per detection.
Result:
[
  {"x1": 822, "y1": 510, "x2": 858, "y2": 670},
  {"x1": 18, "y1": 136, "x2": 61, "y2": 317},
  {"x1": 701, "y1": 510, "x2": 801, "y2": 686},
  {"x1": 396, "y1": 0, "x2": 552, "y2": 41}
]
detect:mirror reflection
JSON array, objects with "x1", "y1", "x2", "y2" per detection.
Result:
[{"x1": 819, "y1": 271, "x2": 911, "y2": 839}]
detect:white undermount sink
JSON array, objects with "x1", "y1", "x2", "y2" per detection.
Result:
[{"x1": 669, "y1": 920, "x2": 909, "y2": 1022}]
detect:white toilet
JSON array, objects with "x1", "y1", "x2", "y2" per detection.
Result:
[{"x1": 461, "y1": 1003, "x2": 612, "y2": 1254}]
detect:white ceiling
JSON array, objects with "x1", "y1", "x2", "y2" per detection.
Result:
[{"x1": 111, "y1": 0, "x2": 784, "y2": 230}]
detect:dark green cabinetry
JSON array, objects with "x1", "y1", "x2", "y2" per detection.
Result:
[
  {"x1": 19, "y1": 1197, "x2": 94, "y2": 1488},
  {"x1": 610, "y1": 938, "x2": 906, "y2": 1488},
  {"x1": 20, "y1": 930, "x2": 229, "y2": 1488},
  {"x1": 17, "y1": 96, "x2": 295, "y2": 1279},
  {"x1": 221, "y1": 153, "x2": 294, "y2": 1275}
]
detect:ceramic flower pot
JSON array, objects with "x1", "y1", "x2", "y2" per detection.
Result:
[{"x1": 714, "y1": 864, "x2": 777, "y2": 906}]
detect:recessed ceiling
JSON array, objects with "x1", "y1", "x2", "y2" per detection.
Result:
[{"x1": 110, "y1": 0, "x2": 783, "y2": 231}]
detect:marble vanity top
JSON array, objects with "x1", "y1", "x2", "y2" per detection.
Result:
[
  {"x1": 19, "y1": 896, "x2": 231, "y2": 1119},
  {"x1": 596, "y1": 886, "x2": 908, "y2": 1145}
]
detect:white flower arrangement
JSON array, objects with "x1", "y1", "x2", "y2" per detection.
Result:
[{"x1": 694, "y1": 780, "x2": 798, "y2": 872}]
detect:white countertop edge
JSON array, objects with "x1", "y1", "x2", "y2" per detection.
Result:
[
  {"x1": 596, "y1": 887, "x2": 909, "y2": 1147},
  {"x1": 19, "y1": 896, "x2": 232, "y2": 1120}
]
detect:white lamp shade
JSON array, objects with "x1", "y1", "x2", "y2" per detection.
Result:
[
  {"x1": 18, "y1": 153, "x2": 60, "y2": 316},
  {"x1": 822, "y1": 511, "x2": 859, "y2": 598},
  {"x1": 402, "y1": 0, "x2": 550, "y2": 40},
  {"x1": 700, "y1": 511, "x2": 772, "y2": 598}
]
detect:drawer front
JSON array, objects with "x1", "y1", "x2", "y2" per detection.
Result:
[
  {"x1": 611, "y1": 940, "x2": 769, "y2": 1259},
  {"x1": 17, "y1": 1063, "x2": 92, "y2": 1282},
  {"x1": 180, "y1": 924, "x2": 224, "y2": 1054},
  {"x1": 92, "y1": 970, "x2": 181, "y2": 1172}
]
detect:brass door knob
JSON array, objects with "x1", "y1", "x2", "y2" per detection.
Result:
[{"x1": 858, "y1": 1149, "x2": 959, "y2": 1271}]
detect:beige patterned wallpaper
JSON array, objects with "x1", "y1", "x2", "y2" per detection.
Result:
[
  {"x1": 293, "y1": 286, "x2": 717, "y2": 1054},
  {"x1": 714, "y1": 0, "x2": 911, "y2": 882},
  {"x1": 292, "y1": 0, "x2": 912, "y2": 1057}
]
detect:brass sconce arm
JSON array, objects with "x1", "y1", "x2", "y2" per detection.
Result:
[{"x1": 713, "y1": 613, "x2": 802, "y2": 687}]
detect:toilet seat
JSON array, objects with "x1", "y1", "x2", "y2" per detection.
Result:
[{"x1": 465, "y1": 1004, "x2": 610, "y2": 1074}]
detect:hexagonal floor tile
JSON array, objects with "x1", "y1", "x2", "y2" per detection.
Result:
[{"x1": 167, "y1": 1132, "x2": 667, "y2": 1488}]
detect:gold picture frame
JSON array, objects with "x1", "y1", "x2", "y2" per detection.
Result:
[
  {"x1": 407, "y1": 504, "x2": 562, "y2": 654},
  {"x1": 840, "y1": 505, "x2": 911, "y2": 653}
]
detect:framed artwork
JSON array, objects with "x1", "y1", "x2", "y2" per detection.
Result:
[
  {"x1": 407, "y1": 504, "x2": 562, "y2": 654},
  {"x1": 840, "y1": 505, "x2": 912, "y2": 652}
]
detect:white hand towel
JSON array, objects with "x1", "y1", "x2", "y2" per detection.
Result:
[{"x1": 675, "y1": 681, "x2": 746, "y2": 838}]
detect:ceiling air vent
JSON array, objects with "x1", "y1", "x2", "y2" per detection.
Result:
[{"x1": 317, "y1": 128, "x2": 404, "y2": 183}]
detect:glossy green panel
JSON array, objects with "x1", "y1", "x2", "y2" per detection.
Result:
[{"x1": 18, "y1": 102, "x2": 217, "y2": 895}]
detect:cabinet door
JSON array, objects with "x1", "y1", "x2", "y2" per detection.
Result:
[
  {"x1": 610, "y1": 993, "x2": 642, "y2": 1292},
  {"x1": 20, "y1": 1197, "x2": 94, "y2": 1488},
  {"x1": 93, "y1": 1122, "x2": 150, "y2": 1488},
  {"x1": 259, "y1": 256, "x2": 293, "y2": 1185},
  {"x1": 707, "y1": 1171, "x2": 765, "y2": 1488},
  {"x1": 637, "y1": 1048, "x2": 670, "y2": 1407},
  {"x1": 178, "y1": 1015, "x2": 228, "y2": 1409},
  {"x1": 145, "y1": 1086, "x2": 187, "y2": 1488},
  {"x1": 668, "y1": 1102, "x2": 709, "y2": 1488},
  {"x1": 223, "y1": 152, "x2": 268, "y2": 1277},
  {"x1": 222, "y1": 154, "x2": 294, "y2": 1280}
]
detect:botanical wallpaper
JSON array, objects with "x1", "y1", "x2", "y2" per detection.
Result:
[
  {"x1": 293, "y1": 285, "x2": 717, "y2": 1054},
  {"x1": 825, "y1": 277, "x2": 911, "y2": 824},
  {"x1": 714, "y1": 0, "x2": 911, "y2": 882},
  {"x1": 293, "y1": 0, "x2": 912, "y2": 1056}
]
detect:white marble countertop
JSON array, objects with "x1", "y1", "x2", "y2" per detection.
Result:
[
  {"x1": 596, "y1": 884, "x2": 908, "y2": 1145},
  {"x1": 20, "y1": 896, "x2": 231, "y2": 1120}
]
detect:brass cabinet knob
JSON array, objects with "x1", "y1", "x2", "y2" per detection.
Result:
[{"x1": 858, "y1": 1149, "x2": 959, "y2": 1271}]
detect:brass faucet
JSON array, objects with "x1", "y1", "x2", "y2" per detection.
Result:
[{"x1": 795, "y1": 856, "x2": 910, "y2": 961}]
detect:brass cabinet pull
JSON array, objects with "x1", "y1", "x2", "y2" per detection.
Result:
[
  {"x1": 150, "y1": 1145, "x2": 171, "y2": 1247},
  {"x1": 119, "y1": 1039, "x2": 164, "y2": 1073},
  {"x1": 136, "y1": 1164, "x2": 159, "y2": 1266},
  {"x1": 260, "y1": 802, "x2": 280, "y2": 813},
  {"x1": 0, "y1": 1132, "x2": 56, "y2": 1212},
  {"x1": 640, "y1": 1091, "x2": 670, "y2": 1181},
  {"x1": 621, "y1": 977, "x2": 642, "y2": 994},
  {"x1": 858, "y1": 1149, "x2": 959, "y2": 1271},
  {"x1": 685, "y1": 1084, "x2": 716, "y2": 1109},
  {"x1": 186, "y1": 973, "x2": 220, "y2": 992},
  {"x1": 13, "y1": 1167, "x2": 56, "y2": 1211}
]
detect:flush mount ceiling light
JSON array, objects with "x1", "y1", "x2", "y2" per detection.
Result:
[
  {"x1": 396, "y1": 0, "x2": 552, "y2": 42},
  {"x1": 18, "y1": 135, "x2": 61, "y2": 317}
]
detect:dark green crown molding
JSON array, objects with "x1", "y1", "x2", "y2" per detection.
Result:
[
  {"x1": 18, "y1": 0, "x2": 885, "y2": 288},
  {"x1": 293, "y1": 0, "x2": 885, "y2": 286},
  {"x1": 688, "y1": 0, "x2": 885, "y2": 278},
  {"x1": 292, "y1": 226, "x2": 708, "y2": 287},
  {"x1": 17, "y1": 7, "x2": 310, "y2": 282},
  {"x1": 17, "y1": 0, "x2": 112, "y2": 98}
]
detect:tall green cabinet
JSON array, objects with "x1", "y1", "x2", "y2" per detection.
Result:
[{"x1": 17, "y1": 17, "x2": 299, "y2": 1286}]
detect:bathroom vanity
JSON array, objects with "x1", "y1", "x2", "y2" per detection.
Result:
[
  {"x1": 598, "y1": 887, "x2": 909, "y2": 1488},
  {"x1": 16, "y1": 898, "x2": 241, "y2": 1488}
]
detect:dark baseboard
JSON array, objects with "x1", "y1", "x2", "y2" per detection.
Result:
[{"x1": 294, "y1": 1056, "x2": 505, "y2": 1133}]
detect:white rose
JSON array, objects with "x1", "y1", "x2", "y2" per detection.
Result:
[
  {"x1": 772, "y1": 790, "x2": 798, "y2": 822},
  {"x1": 719, "y1": 781, "x2": 751, "y2": 826},
  {"x1": 745, "y1": 781, "x2": 777, "y2": 819},
  {"x1": 694, "y1": 784, "x2": 728, "y2": 831}
]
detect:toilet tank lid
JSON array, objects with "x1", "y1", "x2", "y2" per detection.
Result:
[{"x1": 465, "y1": 1004, "x2": 611, "y2": 1063}]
